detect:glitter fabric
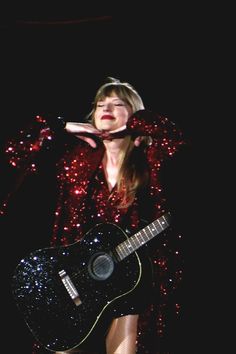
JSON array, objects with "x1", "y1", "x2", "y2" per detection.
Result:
[{"x1": 4, "y1": 110, "x2": 185, "y2": 354}]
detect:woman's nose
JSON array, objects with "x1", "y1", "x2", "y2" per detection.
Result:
[{"x1": 103, "y1": 104, "x2": 112, "y2": 111}]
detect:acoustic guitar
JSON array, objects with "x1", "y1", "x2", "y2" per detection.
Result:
[{"x1": 12, "y1": 212, "x2": 170, "y2": 352}]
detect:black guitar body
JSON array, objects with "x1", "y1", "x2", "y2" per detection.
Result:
[{"x1": 12, "y1": 223, "x2": 142, "y2": 352}]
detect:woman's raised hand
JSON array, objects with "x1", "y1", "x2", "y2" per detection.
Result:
[
  {"x1": 65, "y1": 122, "x2": 102, "y2": 148},
  {"x1": 65, "y1": 122, "x2": 144, "y2": 148}
]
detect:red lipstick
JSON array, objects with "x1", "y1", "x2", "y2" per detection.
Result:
[{"x1": 101, "y1": 115, "x2": 114, "y2": 120}]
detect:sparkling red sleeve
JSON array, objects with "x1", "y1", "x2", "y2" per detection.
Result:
[
  {"x1": 0, "y1": 115, "x2": 57, "y2": 215},
  {"x1": 127, "y1": 109, "x2": 185, "y2": 160},
  {"x1": 4, "y1": 115, "x2": 55, "y2": 173}
]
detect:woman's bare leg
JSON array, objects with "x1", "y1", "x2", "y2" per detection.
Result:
[
  {"x1": 105, "y1": 314, "x2": 139, "y2": 354},
  {"x1": 55, "y1": 315, "x2": 139, "y2": 354}
]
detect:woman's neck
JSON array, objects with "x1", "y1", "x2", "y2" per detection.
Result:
[
  {"x1": 103, "y1": 138, "x2": 125, "y2": 165},
  {"x1": 102, "y1": 139, "x2": 125, "y2": 191}
]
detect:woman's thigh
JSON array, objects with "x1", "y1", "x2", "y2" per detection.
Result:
[{"x1": 105, "y1": 314, "x2": 139, "y2": 354}]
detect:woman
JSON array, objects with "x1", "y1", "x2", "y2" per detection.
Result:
[{"x1": 5, "y1": 77, "x2": 185, "y2": 353}]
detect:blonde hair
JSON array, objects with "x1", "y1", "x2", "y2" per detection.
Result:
[
  {"x1": 87, "y1": 77, "x2": 144, "y2": 121},
  {"x1": 88, "y1": 77, "x2": 150, "y2": 208}
]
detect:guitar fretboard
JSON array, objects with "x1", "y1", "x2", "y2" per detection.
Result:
[{"x1": 115, "y1": 213, "x2": 170, "y2": 261}]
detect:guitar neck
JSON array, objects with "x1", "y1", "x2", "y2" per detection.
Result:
[{"x1": 115, "y1": 213, "x2": 170, "y2": 261}]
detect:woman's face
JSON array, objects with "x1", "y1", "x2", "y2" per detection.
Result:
[{"x1": 94, "y1": 93, "x2": 133, "y2": 131}]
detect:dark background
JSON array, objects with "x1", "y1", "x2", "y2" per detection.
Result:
[{"x1": 0, "y1": 6, "x2": 229, "y2": 354}]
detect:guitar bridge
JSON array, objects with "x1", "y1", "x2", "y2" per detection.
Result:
[{"x1": 59, "y1": 269, "x2": 82, "y2": 306}]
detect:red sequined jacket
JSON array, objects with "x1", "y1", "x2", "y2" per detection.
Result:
[{"x1": 3, "y1": 110, "x2": 185, "y2": 353}]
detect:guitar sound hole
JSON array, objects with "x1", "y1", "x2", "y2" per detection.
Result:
[{"x1": 88, "y1": 252, "x2": 114, "y2": 281}]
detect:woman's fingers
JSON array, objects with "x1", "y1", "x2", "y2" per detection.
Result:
[
  {"x1": 109, "y1": 125, "x2": 127, "y2": 134},
  {"x1": 65, "y1": 122, "x2": 100, "y2": 135},
  {"x1": 134, "y1": 136, "x2": 142, "y2": 146}
]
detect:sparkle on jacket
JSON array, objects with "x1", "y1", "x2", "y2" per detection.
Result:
[{"x1": 4, "y1": 109, "x2": 185, "y2": 353}]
